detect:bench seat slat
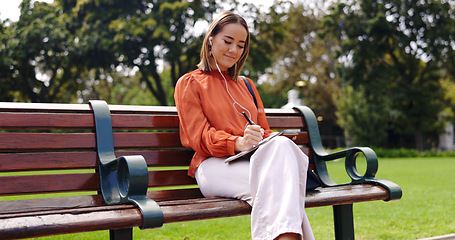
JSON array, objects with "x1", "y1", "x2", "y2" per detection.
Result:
[
  {"x1": 0, "y1": 189, "x2": 204, "y2": 216},
  {"x1": 0, "y1": 184, "x2": 390, "y2": 239}
]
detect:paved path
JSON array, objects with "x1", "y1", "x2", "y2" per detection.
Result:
[{"x1": 418, "y1": 233, "x2": 455, "y2": 240}]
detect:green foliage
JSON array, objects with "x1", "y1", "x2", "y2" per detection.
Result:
[
  {"x1": 242, "y1": 3, "x2": 344, "y2": 143},
  {"x1": 58, "y1": 0, "x2": 220, "y2": 105},
  {"x1": 336, "y1": 85, "x2": 388, "y2": 147},
  {"x1": 372, "y1": 148, "x2": 455, "y2": 158},
  {"x1": 242, "y1": 1, "x2": 289, "y2": 77},
  {"x1": 256, "y1": 84, "x2": 288, "y2": 108},
  {"x1": 322, "y1": 0, "x2": 455, "y2": 150},
  {"x1": 2, "y1": 0, "x2": 454, "y2": 151},
  {"x1": 0, "y1": 0, "x2": 83, "y2": 102},
  {"x1": 440, "y1": 78, "x2": 455, "y2": 123}
]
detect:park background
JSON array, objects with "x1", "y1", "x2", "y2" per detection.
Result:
[{"x1": 1, "y1": 0, "x2": 454, "y2": 239}]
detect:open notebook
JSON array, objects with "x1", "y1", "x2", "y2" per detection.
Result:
[{"x1": 224, "y1": 131, "x2": 284, "y2": 163}]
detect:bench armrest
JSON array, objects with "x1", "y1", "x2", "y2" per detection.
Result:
[
  {"x1": 293, "y1": 106, "x2": 402, "y2": 201},
  {"x1": 89, "y1": 100, "x2": 164, "y2": 228}
]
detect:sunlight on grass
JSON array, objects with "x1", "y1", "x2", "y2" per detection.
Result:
[{"x1": 0, "y1": 169, "x2": 95, "y2": 177}]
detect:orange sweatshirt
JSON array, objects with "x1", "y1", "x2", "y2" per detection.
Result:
[{"x1": 174, "y1": 69, "x2": 272, "y2": 177}]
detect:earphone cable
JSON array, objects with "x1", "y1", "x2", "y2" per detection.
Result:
[{"x1": 212, "y1": 52, "x2": 252, "y2": 124}]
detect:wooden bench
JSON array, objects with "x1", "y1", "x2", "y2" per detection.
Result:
[{"x1": 0, "y1": 101, "x2": 402, "y2": 239}]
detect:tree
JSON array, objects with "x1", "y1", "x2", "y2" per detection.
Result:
[
  {"x1": 58, "y1": 0, "x2": 220, "y2": 105},
  {"x1": 0, "y1": 0, "x2": 82, "y2": 103},
  {"x1": 322, "y1": 0, "x2": 455, "y2": 150},
  {"x1": 0, "y1": 19, "x2": 15, "y2": 101},
  {"x1": 248, "y1": 3, "x2": 343, "y2": 146}
]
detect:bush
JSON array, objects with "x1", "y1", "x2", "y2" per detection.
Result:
[
  {"x1": 369, "y1": 148, "x2": 455, "y2": 158},
  {"x1": 328, "y1": 147, "x2": 455, "y2": 158}
]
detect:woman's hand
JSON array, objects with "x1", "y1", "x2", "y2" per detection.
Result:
[{"x1": 234, "y1": 125, "x2": 264, "y2": 152}]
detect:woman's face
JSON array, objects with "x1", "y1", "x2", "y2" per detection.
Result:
[{"x1": 210, "y1": 23, "x2": 248, "y2": 71}]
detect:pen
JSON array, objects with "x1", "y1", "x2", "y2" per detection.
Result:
[{"x1": 242, "y1": 112, "x2": 255, "y2": 125}]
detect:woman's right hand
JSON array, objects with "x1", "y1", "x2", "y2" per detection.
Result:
[{"x1": 234, "y1": 125, "x2": 264, "y2": 152}]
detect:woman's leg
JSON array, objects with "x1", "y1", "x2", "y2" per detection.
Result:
[
  {"x1": 195, "y1": 157, "x2": 252, "y2": 205},
  {"x1": 250, "y1": 136, "x2": 315, "y2": 240},
  {"x1": 194, "y1": 136, "x2": 314, "y2": 240}
]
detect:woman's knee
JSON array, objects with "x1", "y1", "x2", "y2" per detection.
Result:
[{"x1": 253, "y1": 136, "x2": 308, "y2": 165}]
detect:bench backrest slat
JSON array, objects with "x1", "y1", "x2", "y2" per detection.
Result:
[
  {"x1": 0, "y1": 150, "x2": 194, "y2": 172},
  {"x1": 0, "y1": 132, "x2": 183, "y2": 150},
  {"x1": 0, "y1": 173, "x2": 100, "y2": 195},
  {"x1": 0, "y1": 170, "x2": 195, "y2": 196}
]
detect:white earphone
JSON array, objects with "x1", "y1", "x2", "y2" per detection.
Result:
[{"x1": 209, "y1": 36, "x2": 213, "y2": 45}]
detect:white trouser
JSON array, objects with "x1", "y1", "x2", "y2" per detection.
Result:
[{"x1": 195, "y1": 136, "x2": 315, "y2": 240}]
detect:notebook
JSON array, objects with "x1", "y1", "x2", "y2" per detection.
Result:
[{"x1": 224, "y1": 131, "x2": 284, "y2": 163}]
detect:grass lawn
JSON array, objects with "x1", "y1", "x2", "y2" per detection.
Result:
[{"x1": 30, "y1": 157, "x2": 455, "y2": 239}]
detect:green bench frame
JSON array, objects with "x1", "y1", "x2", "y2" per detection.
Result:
[{"x1": 0, "y1": 101, "x2": 401, "y2": 239}]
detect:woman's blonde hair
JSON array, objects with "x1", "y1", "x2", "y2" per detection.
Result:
[{"x1": 197, "y1": 11, "x2": 250, "y2": 81}]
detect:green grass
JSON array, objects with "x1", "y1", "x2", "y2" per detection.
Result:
[{"x1": 28, "y1": 157, "x2": 455, "y2": 239}]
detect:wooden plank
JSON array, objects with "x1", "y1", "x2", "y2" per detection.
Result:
[
  {"x1": 0, "y1": 132, "x2": 183, "y2": 150},
  {"x1": 0, "y1": 170, "x2": 194, "y2": 195},
  {"x1": 0, "y1": 189, "x2": 204, "y2": 216},
  {"x1": 267, "y1": 116, "x2": 305, "y2": 129},
  {"x1": 0, "y1": 102, "x2": 91, "y2": 113},
  {"x1": 0, "y1": 207, "x2": 143, "y2": 239},
  {"x1": 0, "y1": 112, "x2": 94, "y2": 129},
  {"x1": 0, "y1": 132, "x2": 304, "y2": 150},
  {"x1": 0, "y1": 173, "x2": 100, "y2": 195},
  {"x1": 0, "y1": 112, "x2": 181, "y2": 130},
  {"x1": 0, "y1": 195, "x2": 104, "y2": 216},
  {"x1": 285, "y1": 132, "x2": 310, "y2": 145},
  {"x1": 0, "y1": 133, "x2": 95, "y2": 150},
  {"x1": 0, "y1": 184, "x2": 390, "y2": 239},
  {"x1": 305, "y1": 184, "x2": 390, "y2": 207},
  {"x1": 113, "y1": 132, "x2": 182, "y2": 148},
  {"x1": 111, "y1": 114, "x2": 179, "y2": 129},
  {"x1": 0, "y1": 150, "x2": 193, "y2": 172},
  {"x1": 0, "y1": 103, "x2": 302, "y2": 116},
  {"x1": 0, "y1": 113, "x2": 305, "y2": 131},
  {"x1": 0, "y1": 102, "x2": 177, "y2": 115},
  {"x1": 148, "y1": 170, "x2": 196, "y2": 187},
  {"x1": 0, "y1": 152, "x2": 97, "y2": 171}
]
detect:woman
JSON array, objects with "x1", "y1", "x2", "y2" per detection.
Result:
[{"x1": 174, "y1": 11, "x2": 315, "y2": 240}]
